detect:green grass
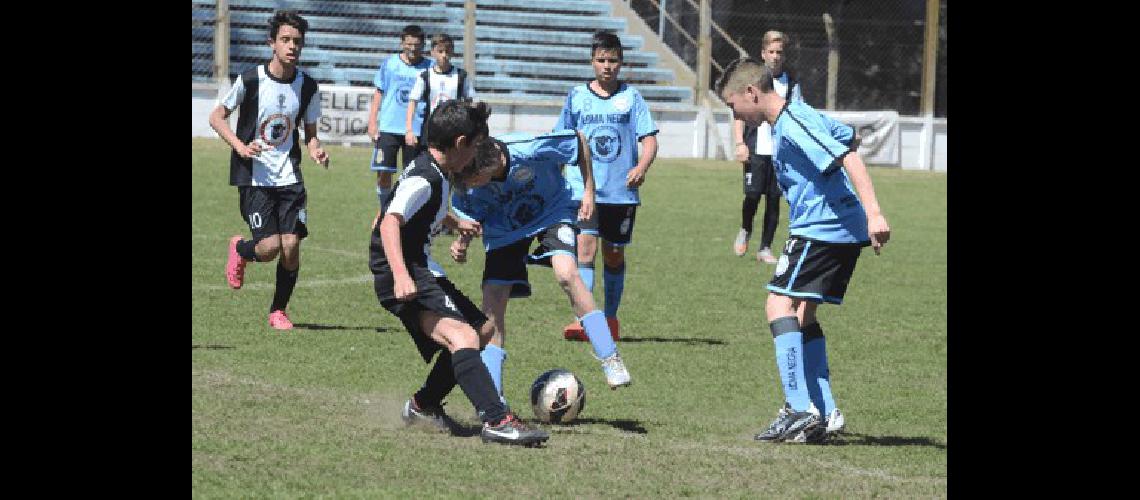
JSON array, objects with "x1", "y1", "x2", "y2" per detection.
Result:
[{"x1": 192, "y1": 137, "x2": 947, "y2": 498}]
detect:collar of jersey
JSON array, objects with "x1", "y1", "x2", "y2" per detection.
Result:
[
  {"x1": 585, "y1": 80, "x2": 625, "y2": 100},
  {"x1": 262, "y1": 64, "x2": 298, "y2": 85}
]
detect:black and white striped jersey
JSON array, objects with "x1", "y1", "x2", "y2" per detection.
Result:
[
  {"x1": 220, "y1": 65, "x2": 320, "y2": 187},
  {"x1": 370, "y1": 152, "x2": 450, "y2": 278}
]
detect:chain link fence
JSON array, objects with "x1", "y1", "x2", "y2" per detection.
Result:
[{"x1": 629, "y1": 0, "x2": 946, "y2": 117}]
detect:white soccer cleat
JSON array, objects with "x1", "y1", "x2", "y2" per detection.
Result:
[
  {"x1": 826, "y1": 408, "x2": 845, "y2": 433},
  {"x1": 600, "y1": 352, "x2": 632, "y2": 389}
]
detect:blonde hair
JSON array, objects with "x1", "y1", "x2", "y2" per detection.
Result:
[
  {"x1": 715, "y1": 58, "x2": 774, "y2": 99},
  {"x1": 761, "y1": 30, "x2": 786, "y2": 49}
]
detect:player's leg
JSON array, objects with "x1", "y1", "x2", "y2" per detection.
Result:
[
  {"x1": 756, "y1": 157, "x2": 780, "y2": 264},
  {"x1": 737, "y1": 159, "x2": 760, "y2": 256},
  {"x1": 550, "y1": 252, "x2": 630, "y2": 389},
  {"x1": 266, "y1": 185, "x2": 309, "y2": 330},
  {"x1": 372, "y1": 133, "x2": 401, "y2": 211},
  {"x1": 599, "y1": 205, "x2": 637, "y2": 338},
  {"x1": 753, "y1": 292, "x2": 823, "y2": 443},
  {"x1": 479, "y1": 283, "x2": 512, "y2": 406},
  {"x1": 797, "y1": 301, "x2": 841, "y2": 433},
  {"x1": 227, "y1": 186, "x2": 283, "y2": 288},
  {"x1": 563, "y1": 203, "x2": 599, "y2": 339}
]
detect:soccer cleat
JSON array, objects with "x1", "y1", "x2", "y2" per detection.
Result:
[
  {"x1": 401, "y1": 397, "x2": 453, "y2": 433},
  {"x1": 733, "y1": 229, "x2": 750, "y2": 256},
  {"x1": 757, "y1": 247, "x2": 777, "y2": 264},
  {"x1": 481, "y1": 413, "x2": 549, "y2": 446},
  {"x1": 606, "y1": 316, "x2": 621, "y2": 341},
  {"x1": 563, "y1": 320, "x2": 587, "y2": 341},
  {"x1": 600, "y1": 352, "x2": 632, "y2": 389},
  {"x1": 825, "y1": 408, "x2": 846, "y2": 434},
  {"x1": 754, "y1": 403, "x2": 824, "y2": 443},
  {"x1": 268, "y1": 310, "x2": 294, "y2": 330},
  {"x1": 225, "y1": 235, "x2": 248, "y2": 289}
]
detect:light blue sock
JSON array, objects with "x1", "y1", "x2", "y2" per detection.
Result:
[
  {"x1": 480, "y1": 344, "x2": 508, "y2": 406},
  {"x1": 770, "y1": 317, "x2": 812, "y2": 412},
  {"x1": 802, "y1": 323, "x2": 836, "y2": 415},
  {"x1": 603, "y1": 262, "x2": 626, "y2": 319},
  {"x1": 578, "y1": 263, "x2": 595, "y2": 293},
  {"x1": 580, "y1": 310, "x2": 616, "y2": 359}
]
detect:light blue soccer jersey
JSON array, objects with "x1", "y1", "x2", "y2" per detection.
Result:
[
  {"x1": 452, "y1": 131, "x2": 581, "y2": 252},
  {"x1": 771, "y1": 99, "x2": 868, "y2": 244},
  {"x1": 373, "y1": 54, "x2": 433, "y2": 135},
  {"x1": 555, "y1": 82, "x2": 657, "y2": 204}
]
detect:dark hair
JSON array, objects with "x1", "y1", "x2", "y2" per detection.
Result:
[
  {"x1": 431, "y1": 33, "x2": 454, "y2": 51},
  {"x1": 268, "y1": 10, "x2": 308, "y2": 40},
  {"x1": 590, "y1": 31, "x2": 623, "y2": 61},
  {"x1": 402, "y1": 24, "x2": 425, "y2": 42},
  {"x1": 454, "y1": 137, "x2": 505, "y2": 187},
  {"x1": 427, "y1": 99, "x2": 490, "y2": 151}
]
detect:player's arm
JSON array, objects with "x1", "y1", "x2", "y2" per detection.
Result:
[
  {"x1": 405, "y1": 98, "x2": 419, "y2": 147},
  {"x1": 379, "y1": 213, "x2": 416, "y2": 299},
  {"x1": 841, "y1": 153, "x2": 890, "y2": 255},
  {"x1": 208, "y1": 105, "x2": 261, "y2": 158},
  {"x1": 303, "y1": 122, "x2": 330, "y2": 168},
  {"x1": 732, "y1": 118, "x2": 749, "y2": 161},
  {"x1": 627, "y1": 134, "x2": 658, "y2": 188},
  {"x1": 575, "y1": 131, "x2": 595, "y2": 222}
]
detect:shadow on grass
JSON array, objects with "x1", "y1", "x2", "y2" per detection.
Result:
[
  {"x1": 292, "y1": 323, "x2": 392, "y2": 333},
  {"x1": 826, "y1": 432, "x2": 946, "y2": 449},
  {"x1": 447, "y1": 417, "x2": 648, "y2": 437},
  {"x1": 618, "y1": 337, "x2": 727, "y2": 346},
  {"x1": 192, "y1": 344, "x2": 235, "y2": 350}
]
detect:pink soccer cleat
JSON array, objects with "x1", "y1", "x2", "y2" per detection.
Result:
[
  {"x1": 225, "y1": 235, "x2": 248, "y2": 289},
  {"x1": 268, "y1": 310, "x2": 294, "y2": 330}
]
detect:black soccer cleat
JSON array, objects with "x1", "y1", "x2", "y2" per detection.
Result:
[
  {"x1": 401, "y1": 397, "x2": 454, "y2": 433},
  {"x1": 481, "y1": 413, "x2": 550, "y2": 447},
  {"x1": 754, "y1": 403, "x2": 824, "y2": 444}
]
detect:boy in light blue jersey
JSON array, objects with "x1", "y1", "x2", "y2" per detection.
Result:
[
  {"x1": 450, "y1": 130, "x2": 633, "y2": 402},
  {"x1": 554, "y1": 32, "x2": 658, "y2": 342},
  {"x1": 717, "y1": 58, "x2": 891, "y2": 444},
  {"x1": 367, "y1": 24, "x2": 434, "y2": 212}
]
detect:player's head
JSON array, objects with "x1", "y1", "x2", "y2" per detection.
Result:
[
  {"x1": 401, "y1": 25, "x2": 426, "y2": 61},
  {"x1": 427, "y1": 99, "x2": 490, "y2": 170},
  {"x1": 456, "y1": 137, "x2": 506, "y2": 188},
  {"x1": 716, "y1": 58, "x2": 776, "y2": 126},
  {"x1": 590, "y1": 31, "x2": 624, "y2": 83},
  {"x1": 760, "y1": 30, "x2": 787, "y2": 75},
  {"x1": 430, "y1": 34, "x2": 454, "y2": 69},
  {"x1": 267, "y1": 10, "x2": 308, "y2": 66}
]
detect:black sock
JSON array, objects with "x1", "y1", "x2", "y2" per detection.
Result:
[
  {"x1": 269, "y1": 261, "x2": 299, "y2": 312},
  {"x1": 236, "y1": 239, "x2": 260, "y2": 261},
  {"x1": 451, "y1": 348, "x2": 507, "y2": 423},
  {"x1": 741, "y1": 195, "x2": 760, "y2": 234},
  {"x1": 760, "y1": 193, "x2": 780, "y2": 249},
  {"x1": 414, "y1": 351, "x2": 456, "y2": 408}
]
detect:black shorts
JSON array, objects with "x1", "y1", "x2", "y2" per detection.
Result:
[
  {"x1": 744, "y1": 154, "x2": 780, "y2": 198},
  {"x1": 375, "y1": 269, "x2": 488, "y2": 363},
  {"x1": 372, "y1": 132, "x2": 419, "y2": 172},
  {"x1": 238, "y1": 184, "x2": 308, "y2": 241},
  {"x1": 766, "y1": 236, "x2": 867, "y2": 304},
  {"x1": 483, "y1": 223, "x2": 579, "y2": 298},
  {"x1": 577, "y1": 203, "x2": 637, "y2": 246}
]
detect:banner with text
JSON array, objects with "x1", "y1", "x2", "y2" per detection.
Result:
[{"x1": 824, "y1": 110, "x2": 900, "y2": 166}]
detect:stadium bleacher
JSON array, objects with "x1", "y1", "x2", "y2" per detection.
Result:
[{"x1": 191, "y1": 0, "x2": 691, "y2": 104}]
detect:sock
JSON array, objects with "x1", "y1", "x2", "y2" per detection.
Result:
[
  {"x1": 451, "y1": 348, "x2": 508, "y2": 424},
  {"x1": 742, "y1": 195, "x2": 760, "y2": 234},
  {"x1": 236, "y1": 239, "x2": 260, "y2": 261},
  {"x1": 603, "y1": 262, "x2": 626, "y2": 319},
  {"x1": 769, "y1": 316, "x2": 812, "y2": 412},
  {"x1": 802, "y1": 322, "x2": 836, "y2": 416},
  {"x1": 580, "y1": 310, "x2": 617, "y2": 359},
  {"x1": 577, "y1": 262, "x2": 595, "y2": 293},
  {"x1": 414, "y1": 350, "x2": 456, "y2": 408},
  {"x1": 269, "y1": 261, "x2": 299, "y2": 312},
  {"x1": 377, "y1": 186, "x2": 392, "y2": 210},
  {"x1": 480, "y1": 344, "x2": 508, "y2": 406}
]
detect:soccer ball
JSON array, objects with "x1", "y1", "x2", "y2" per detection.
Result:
[{"x1": 530, "y1": 369, "x2": 586, "y2": 424}]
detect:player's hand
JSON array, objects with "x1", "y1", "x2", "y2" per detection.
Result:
[
  {"x1": 370, "y1": 210, "x2": 383, "y2": 230},
  {"x1": 310, "y1": 147, "x2": 330, "y2": 168},
  {"x1": 450, "y1": 238, "x2": 469, "y2": 263},
  {"x1": 455, "y1": 219, "x2": 482, "y2": 238},
  {"x1": 626, "y1": 166, "x2": 647, "y2": 188},
  {"x1": 578, "y1": 195, "x2": 595, "y2": 223},
  {"x1": 405, "y1": 131, "x2": 418, "y2": 147},
  {"x1": 394, "y1": 275, "x2": 417, "y2": 301},
  {"x1": 237, "y1": 140, "x2": 264, "y2": 159},
  {"x1": 867, "y1": 213, "x2": 891, "y2": 255},
  {"x1": 367, "y1": 123, "x2": 379, "y2": 143},
  {"x1": 734, "y1": 143, "x2": 750, "y2": 162}
]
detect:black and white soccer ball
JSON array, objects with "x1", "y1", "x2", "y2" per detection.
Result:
[{"x1": 530, "y1": 369, "x2": 586, "y2": 424}]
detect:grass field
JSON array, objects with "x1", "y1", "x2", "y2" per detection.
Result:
[{"x1": 192, "y1": 137, "x2": 947, "y2": 497}]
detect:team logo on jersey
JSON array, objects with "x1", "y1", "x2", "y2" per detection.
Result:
[
  {"x1": 511, "y1": 167, "x2": 534, "y2": 183},
  {"x1": 259, "y1": 113, "x2": 293, "y2": 147},
  {"x1": 397, "y1": 87, "x2": 411, "y2": 106},
  {"x1": 557, "y1": 226, "x2": 575, "y2": 245},
  {"x1": 611, "y1": 95, "x2": 631, "y2": 113},
  {"x1": 509, "y1": 194, "x2": 544, "y2": 229},
  {"x1": 590, "y1": 125, "x2": 622, "y2": 163}
]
